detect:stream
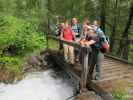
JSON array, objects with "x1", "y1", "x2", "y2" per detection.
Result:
[{"x1": 0, "y1": 69, "x2": 75, "y2": 100}]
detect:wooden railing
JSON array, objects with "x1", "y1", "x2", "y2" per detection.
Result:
[
  {"x1": 108, "y1": 37, "x2": 133, "y2": 64},
  {"x1": 47, "y1": 35, "x2": 85, "y2": 48}
]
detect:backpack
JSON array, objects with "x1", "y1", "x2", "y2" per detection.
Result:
[
  {"x1": 96, "y1": 27, "x2": 110, "y2": 53},
  {"x1": 100, "y1": 42, "x2": 109, "y2": 53}
]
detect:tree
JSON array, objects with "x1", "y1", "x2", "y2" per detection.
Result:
[
  {"x1": 100, "y1": 0, "x2": 106, "y2": 33},
  {"x1": 110, "y1": 0, "x2": 119, "y2": 52},
  {"x1": 118, "y1": 2, "x2": 133, "y2": 59}
]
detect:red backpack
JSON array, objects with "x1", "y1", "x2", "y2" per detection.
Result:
[{"x1": 100, "y1": 42, "x2": 109, "y2": 53}]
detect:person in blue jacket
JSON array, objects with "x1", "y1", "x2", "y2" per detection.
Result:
[{"x1": 92, "y1": 20, "x2": 109, "y2": 80}]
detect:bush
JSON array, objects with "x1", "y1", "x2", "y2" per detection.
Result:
[
  {"x1": 0, "y1": 56, "x2": 22, "y2": 76},
  {"x1": 0, "y1": 15, "x2": 44, "y2": 55},
  {"x1": 0, "y1": 15, "x2": 45, "y2": 82}
]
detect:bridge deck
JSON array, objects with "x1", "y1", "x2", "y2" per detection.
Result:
[
  {"x1": 97, "y1": 57, "x2": 133, "y2": 92},
  {"x1": 48, "y1": 51, "x2": 133, "y2": 99},
  {"x1": 72, "y1": 56, "x2": 133, "y2": 91}
]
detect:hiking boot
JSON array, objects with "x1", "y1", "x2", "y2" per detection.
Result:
[{"x1": 95, "y1": 75, "x2": 101, "y2": 81}]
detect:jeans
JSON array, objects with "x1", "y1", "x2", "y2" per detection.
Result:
[
  {"x1": 74, "y1": 37, "x2": 80, "y2": 61},
  {"x1": 88, "y1": 48, "x2": 99, "y2": 80},
  {"x1": 95, "y1": 52, "x2": 104, "y2": 80},
  {"x1": 75, "y1": 48, "x2": 80, "y2": 61}
]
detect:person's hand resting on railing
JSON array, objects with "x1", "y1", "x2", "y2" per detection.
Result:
[{"x1": 79, "y1": 39, "x2": 96, "y2": 47}]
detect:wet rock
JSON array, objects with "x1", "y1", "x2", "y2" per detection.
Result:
[
  {"x1": 27, "y1": 54, "x2": 41, "y2": 66},
  {"x1": 0, "y1": 51, "x2": 49, "y2": 84},
  {"x1": 75, "y1": 91, "x2": 103, "y2": 100},
  {"x1": 22, "y1": 52, "x2": 48, "y2": 74},
  {"x1": 0, "y1": 68, "x2": 15, "y2": 84}
]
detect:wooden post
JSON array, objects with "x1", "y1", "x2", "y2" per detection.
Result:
[{"x1": 80, "y1": 46, "x2": 90, "y2": 92}]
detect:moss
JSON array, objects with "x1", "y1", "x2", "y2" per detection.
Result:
[{"x1": 112, "y1": 90, "x2": 127, "y2": 100}]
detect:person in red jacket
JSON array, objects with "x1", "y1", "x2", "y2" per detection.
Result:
[{"x1": 60, "y1": 20, "x2": 75, "y2": 64}]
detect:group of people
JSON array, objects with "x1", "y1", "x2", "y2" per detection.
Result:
[{"x1": 57, "y1": 17, "x2": 109, "y2": 91}]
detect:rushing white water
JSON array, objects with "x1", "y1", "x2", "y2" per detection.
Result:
[{"x1": 0, "y1": 69, "x2": 74, "y2": 100}]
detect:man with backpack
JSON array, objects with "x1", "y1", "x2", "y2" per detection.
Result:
[
  {"x1": 92, "y1": 20, "x2": 109, "y2": 80},
  {"x1": 71, "y1": 17, "x2": 81, "y2": 62}
]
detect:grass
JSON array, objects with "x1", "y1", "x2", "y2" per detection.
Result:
[
  {"x1": 48, "y1": 38, "x2": 59, "y2": 50},
  {"x1": 112, "y1": 80, "x2": 128, "y2": 100},
  {"x1": 128, "y1": 83, "x2": 133, "y2": 88}
]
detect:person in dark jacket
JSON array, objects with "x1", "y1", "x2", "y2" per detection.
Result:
[{"x1": 79, "y1": 28, "x2": 100, "y2": 92}]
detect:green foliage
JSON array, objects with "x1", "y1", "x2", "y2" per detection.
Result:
[
  {"x1": 0, "y1": 56, "x2": 23, "y2": 75},
  {"x1": 48, "y1": 39, "x2": 59, "y2": 50},
  {"x1": 0, "y1": 15, "x2": 45, "y2": 81},
  {"x1": 112, "y1": 90, "x2": 127, "y2": 100},
  {"x1": 0, "y1": 15, "x2": 44, "y2": 55}
]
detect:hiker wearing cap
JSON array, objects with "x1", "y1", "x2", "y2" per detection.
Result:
[
  {"x1": 92, "y1": 20, "x2": 109, "y2": 80},
  {"x1": 71, "y1": 17, "x2": 81, "y2": 62}
]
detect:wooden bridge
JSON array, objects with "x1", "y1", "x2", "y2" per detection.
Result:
[{"x1": 46, "y1": 35, "x2": 133, "y2": 100}]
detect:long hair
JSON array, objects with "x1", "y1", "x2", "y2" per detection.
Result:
[{"x1": 64, "y1": 20, "x2": 69, "y2": 28}]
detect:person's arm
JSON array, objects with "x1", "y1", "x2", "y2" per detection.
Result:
[
  {"x1": 71, "y1": 28, "x2": 75, "y2": 41},
  {"x1": 96, "y1": 27, "x2": 110, "y2": 48},
  {"x1": 60, "y1": 29, "x2": 64, "y2": 40},
  {"x1": 79, "y1": 39, "x2": 86, "y2": 45},
  {"x1": 84, "y1": 40, "x2": 96, "y2": 46}
]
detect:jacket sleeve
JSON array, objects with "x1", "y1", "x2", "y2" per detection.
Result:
[{"x1": 97, "y1": 28, "x2": 108, "y2": 43}]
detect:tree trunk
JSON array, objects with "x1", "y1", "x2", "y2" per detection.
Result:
[
  {"x1": 100, "y1": 0, "x2": 106, "y2": 33},
  {"x1": 118, "y1": 3, "x2": 133, "y2": 60},
  {"x1": 110, "y1": 0, "x2": 119, "y2": 52}
]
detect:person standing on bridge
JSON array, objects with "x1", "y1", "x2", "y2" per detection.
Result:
[
  {"x1": 60, "y1": 20, "x2": 75, "y2": 64},
  {"x1": 79, "y1": 27, "x2": 100, "y2": 92},
  {"x1": 71, "y1": 17, "x2": 81, "y2": 62},
  {"x1": 79, "y1": 18, "x2": 91, "y2": 64},
  {"x1": 92, "y1": 20, "x2": 109, "y2": 80}
]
